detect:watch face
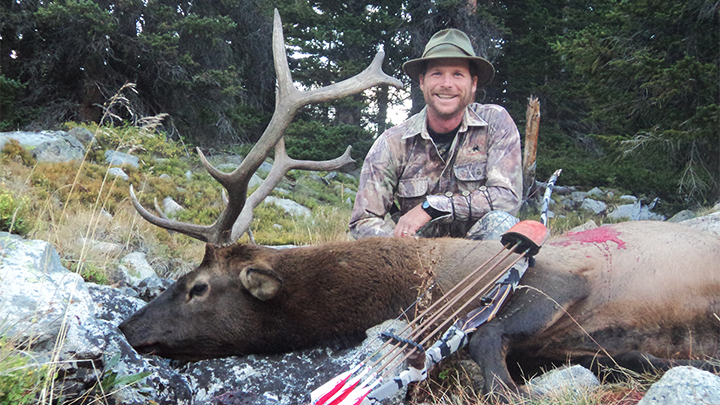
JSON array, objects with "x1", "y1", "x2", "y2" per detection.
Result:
[{"x1": 422, "y1": 200, "x2": 430, "y2": 209}]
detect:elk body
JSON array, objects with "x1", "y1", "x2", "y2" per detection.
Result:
[
  {"x1": 120, "y1": 220, "x2": 720, "y2": 391},
  {"x1": 119, "y1": 9, "x2": 720, "y2": 398}
]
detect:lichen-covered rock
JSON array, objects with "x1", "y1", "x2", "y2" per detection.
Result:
[{"x1": 638, "y1": 366, "x2": 720, "y2": 405}]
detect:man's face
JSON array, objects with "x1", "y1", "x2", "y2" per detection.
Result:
[{"x1": 419, "y1": 58, "x2": 478, "y2": 123}]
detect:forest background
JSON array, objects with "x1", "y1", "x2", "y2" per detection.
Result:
[{"x1": 1, "y1": 0, "x2": 718, "y2": 214}]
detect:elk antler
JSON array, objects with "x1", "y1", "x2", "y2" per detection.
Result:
[{"x1": 130, "y1": 9, "x2": 403, "y2": 245}]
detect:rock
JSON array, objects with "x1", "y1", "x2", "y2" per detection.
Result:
[
  {"x1": 159, "y1": 173, "x2": 171, "y2": 180},
  {"x1": 579, "y1": 198, "x2": 606, "y2": 215},
  {"x1": 265, "y1": 196, "x2": 311, "y2": 218},
  {"x1": 108, "y1": 264, "x2": 133, "y2": 285},
  {"x1": 68, "y1": 127, "x2": 96, "y2": 146},
  {"x1": 0, "y1": 130, "x2": 86, "y2": 163},
  {"x1": 0, "y1": 232, "x2": 106, "y2": 361},
  {"x1": 163, "y1": 196, "x2": 186, "y2": 218},
  {"x1": 105, "y1": 150, "x2": 140, "y2": 168},
  {"x1": 249, "y1": 173, "x2": 263, "y2": 189},
  {"x1": 77, "y1": 237, "x2": 124, "y2": 256},
  {"x1": 182, "y1": 319, "x2": 409, "y2": 405},
  {"x1": 324, "y1": 171, "x2": 339, "y2": 182},
  {"x1": 608, "y1": 201, "x2": 642, "y2": 221},
  {"x1": 257, "y1": 161, "x2": 274, "y2": 177},
  {"x1": 620, "y1": 195, "x2": 638, "y2": 203},
  {"x1": 185, "y1": 170, "x2": 193, "y2": 180},
  {"x1": 88, "y1": 283, "x2": 147, "y2": 326},
  {"x1": 570, "y1": 220, "x2": 598, "y2": 233},
  {"x1": 638, "y1": 366, "x2": 720, "y2": 405},
  {"x1": 121, "y1": 252, "x2": 158, "y2": 283},
  {"x1": 215, "y1": 163, "x2": 238, "y2": 173},
  {"x1": 108, "y1": 167, "x2": 130, "y2": 181},
  {"x1": 570, "y1": 191, "x2": 587, "y2": 205},
  {"x1": 587, "y1": 187, "x2": 604, "y2": 198},
  {"x1": 667, "y1": 209, "x2": 696, "y2": 223},
  {"x1": 527, "y1": 365, "x2": 599, "y2": 398},
  {"x1": 680, "y1": 211, "x2": 720, "y2": 237},
  {"x1": 135, "y1": 277, "x2": 174, "y2": 302}
]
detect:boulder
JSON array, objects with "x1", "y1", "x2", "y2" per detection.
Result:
[
  {"x1": 579, "y1": 198, "x2": 606, "y2": 215},
  {"x1": 638, "y1": 366, "x2": 720, "y2": 405},
  {"x1": 108, "y1": 167, "x2": 130, "y2": 181},
  {"x1": 680, "y1": 211, "x2": 720, "y2": 237},
  {"x1": 265, "y1": 196, "x2": 312, "y2": 218},
  {"x1": 105, "y1": 150, "x2": 140, "y2": 168},
  {"x1": 526, "y1": 365, "x2": 600, "y2": 397},
  {"x1": 0, "y1": 130, "x2": 85, "y2": 163},
  {"x1": 68, "y1": 127, "x2": 96, "y2": 146},
  {"x1": 120, "y1": 252, "x2": 158, "y2": 284},
  {"x1": 163, "y1": 196, "x2": 186, "y2": 218},
  {"x1": 0, "y1": 232, "x2": 106, "y2": 360}
]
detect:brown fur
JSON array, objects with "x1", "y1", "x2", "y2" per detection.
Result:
[{"x1": 119, "y1": 221, "x2": 720, "y2": 395}]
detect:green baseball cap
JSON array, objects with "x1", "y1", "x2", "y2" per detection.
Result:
[{"x1": 403, "y1": 29, "x2": 495, "y2": 86}]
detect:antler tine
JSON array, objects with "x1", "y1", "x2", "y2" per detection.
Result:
[{"x1": 129, "y1": 185, "x2": 215, "y2": 243}]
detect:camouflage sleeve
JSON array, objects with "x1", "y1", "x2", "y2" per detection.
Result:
[
  {"x1": 349, "y1": 135, "x2": 399, "y2": 239},
  {"x1": 426, "y1": 106, "x2": 522, "y2": 221}
]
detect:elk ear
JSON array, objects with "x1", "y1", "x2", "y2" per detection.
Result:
[{"x1": 239, "y1": 266, "x2": 282, "y2": 301}]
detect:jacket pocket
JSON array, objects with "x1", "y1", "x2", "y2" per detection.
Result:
[
  {"x1": 454, "y1": 161, "x2": 487, "y2": 183},
  {"x1": 397, "y1": 177, "x2": 428, "y2": 198}
]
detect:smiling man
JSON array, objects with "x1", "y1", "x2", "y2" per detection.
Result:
[{"x1": 350, "y1": 29, "x2": 523, "y2": 240}]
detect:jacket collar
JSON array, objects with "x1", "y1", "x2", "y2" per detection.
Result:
[{"x1": 401, "y1": 104, "x2": 488, "y2": 140}]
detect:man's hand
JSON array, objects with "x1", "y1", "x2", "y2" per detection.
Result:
[{"x1": 394, "y1": 204, "x2": 431, "y2": 238}]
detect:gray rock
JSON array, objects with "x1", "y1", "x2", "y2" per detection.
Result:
[
  {"x1": 669, "y1": 209, "x2": 697, "y2": 223},
  {"x1": 163, "y1": 196, "x2": 186, "y2": 218},
  {"x1": 108, "y1": 264, "x2": 133, "y2": 285},
  {"x1": 265, "y1": 196, "x2": 311, "y2": 218},
  {"x1": 580, "y1": 198, "x2": 607, "y2": 215},
  {"x1": 257, "y1": 161, "x2": 274, "y2": 177},
  {"x1": 249, "y1": 173, "x2": 264, "y2": 189},
  {"x1": 108, "y1": 167, "x2": 130, "y2": 181},
  {"x1": 680, "y1": 211, "x2": 720, "y2": 237},
  {"x1": 608, "y1": 201, "x2": 642, "y2": 221},
  {"x1": 570, "y1": 191, "x2": 587, "y2": 204},
  {"x1": 182, "y1": 319, "x2": 409, "y2": 405},
  {"x1": 215, "y1": 163, "x2": 238, "y2": 173},
  {"x1": 135, "y1": 277, "x2": 174, "y2": 302},
  {"x1": 620, "y1": 195, "x2": 638, "y2": 203},
  {"x1": 0, "y1": 232, "x2": 106, "y2": 360},
  {"x1": 159, "y1": 173, "x2": 171, "y2": 180},
  {"x1": 77, "y1": 237, "x2": 124, "y2": 256},
  {"x1": 68, "y1": 127, "x2": 95, "y2": 146},
  {"x1": 105, "y1": 150, "x2": 140, "y2": 168},
  {"x1": 0, "y1": 130, "x2": 86, "y2": 163},
  {"x1": 569, "y1": 220, "x2": 598, "y2": 233},
  {"x1": 638, "y1": 366, "x2": 720, "y2": 405},
  {"x1": 527, "y1": 365, "x2": 599, "y2": 397},
  {"x1": 185, "y1": 170, "x2": 193, "y2": 180},
  {"x1": 587, "y1": 187, "x2": 604, "y2": 198},
  {"x1": 121, "y1": 252, "x2": 158, "y2": 283}
]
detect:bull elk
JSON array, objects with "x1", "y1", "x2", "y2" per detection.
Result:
[{"x1": 119, "y1": 9, "x2": 720, "y2": 401}]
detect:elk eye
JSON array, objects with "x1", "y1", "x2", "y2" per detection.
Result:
[{"x1": 189, "y1": 283, "x2": 208, "y2": 298}]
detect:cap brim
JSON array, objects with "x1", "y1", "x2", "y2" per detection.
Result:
[{"x1": 403, "y1": 56, "x2": 495, "y2": 87}]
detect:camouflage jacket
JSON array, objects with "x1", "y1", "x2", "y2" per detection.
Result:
[{"x1": 349, "y1": 103, "x2": 522, "y2": 239}]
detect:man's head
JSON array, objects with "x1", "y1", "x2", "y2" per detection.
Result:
[
  {"x1": 419, "y1": 58, "x2": 477, "y2": 124},
  {"x1": 403, "y1": 29, "x2": 494, "y2": 87}
]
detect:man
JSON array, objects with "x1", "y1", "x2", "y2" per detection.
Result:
[{"x1": 350, "y1": 28, "x2": 522, "y2": 240}]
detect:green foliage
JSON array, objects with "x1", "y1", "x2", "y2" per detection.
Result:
[
  {"x1": 285, "y1": 121, "x2": 374, "y2": 162},
  {"x1": 550, "y1": 0, "x2": 719, "y2": 204},
  {"x1": 0, "y1": 341, "x2": 46, "y2": 405},
  {"x1": 0, "y1": 191, "x2": 30, "y2": 236},
  {"x1": 0, "y1": 76, "x2": 28, "y2": 132},
  {"x1": 1, "y1": 139, "x2": 36, "y2": 167}
]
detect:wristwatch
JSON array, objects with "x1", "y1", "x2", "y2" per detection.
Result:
[{"x1": 421, "y1": 199, "x2": 443, "y2": 219}]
